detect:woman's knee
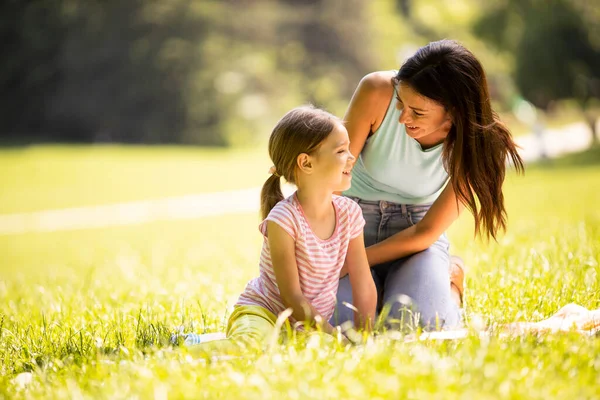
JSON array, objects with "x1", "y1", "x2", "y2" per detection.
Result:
[
  {"x1": 381, "y1": 249, "x2": 457, "y2": 329},
  {"x1": 383, "y1": 248, "x2": 451, "y2": 296}
]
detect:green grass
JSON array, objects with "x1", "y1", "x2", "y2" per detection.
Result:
[
  {"x1": 1, "y1": 146, "x2": 599, "y2": 399},
  {"x1": 0, "y1": 145, "x2": 268, "y2": 214}
]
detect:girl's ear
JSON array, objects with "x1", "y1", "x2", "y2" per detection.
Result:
[{"x1": 296, "y1": 153, "x2": 313, "y2": 174}]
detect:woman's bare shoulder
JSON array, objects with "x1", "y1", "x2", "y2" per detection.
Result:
[
  {"x1": 349, "y1": 71, "x2": 396, "y2": 133},
  {"x1": 359, "y1": 71, "x2": 396, "y2": 92}
]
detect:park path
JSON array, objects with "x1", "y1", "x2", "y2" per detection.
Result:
[{"x1": 0, "y1": 121, "x2": 597, "y2": 235}]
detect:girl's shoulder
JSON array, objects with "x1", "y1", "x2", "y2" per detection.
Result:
[
  {"x1": 269, "y1": 194, "x2": 298, "y2": 215},
  {"x1": 333, "y1": 195, "x2": 362, "y2": 215},
  {"x1": 264, "y1": 195, "x2": 301, "y2": 222},
  {"x1": 259, "y1": 195, "x2": 301, "y2": 238},
  {"x1": 333, "y1": 196, "x2": 365, "y2": 238}
]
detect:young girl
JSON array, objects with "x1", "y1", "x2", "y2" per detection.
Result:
[{"x1": 181, "y1": 106, "x2": 377, "y2": 355}]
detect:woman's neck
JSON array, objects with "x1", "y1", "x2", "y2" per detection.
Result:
[{"x1": 416, "y1": 126, "x2": 450, "y2": 150}]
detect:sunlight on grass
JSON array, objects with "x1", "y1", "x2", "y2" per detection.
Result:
[
  {"x1": 0, "y1": 145, "x2": 268, "y2": 214},
  {"x1": 1, "y1": 148, "x2": 599, "y2": 398}
]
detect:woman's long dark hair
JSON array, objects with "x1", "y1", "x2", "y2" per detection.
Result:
[{"x1": 396, "y1": 39, "x2": 524, "y2": 240}]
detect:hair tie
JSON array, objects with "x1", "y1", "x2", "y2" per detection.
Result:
[{"x1": 268, "y1": 165, "x2": 281, "y2": 177}]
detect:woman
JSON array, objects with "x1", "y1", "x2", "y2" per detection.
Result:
[{"x1": 331, "y1": 39, "x2": 524, "y2": 330}]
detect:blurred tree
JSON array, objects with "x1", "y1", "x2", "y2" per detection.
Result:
[
  {"x1": 395, "y1": 0, "x2": 411, "y2": 17},
  {"x1": 168, "y1": 0, "x2": 376, "y2": 145},
  {"x1": 59, "y1": 0, "x2": 234, "y2": 145},
  {"x1": 276, "y1": 0, "x2": 375, "y2": 110},
  {"x1": 0, "y1": 0, "x2": 376, "y2": 146},
  {"x1": 0, "y1": 1, "x2": 66, "y2": 141},
  {"x1": 49, "y1": 1, "x2": 211, "y2": 143},
  {"x1": 474, "y1": 0, "x2": 600, "y2": 140},
  {"x1": 0, "y1": 0, "x2": 226, "y2": 145}
]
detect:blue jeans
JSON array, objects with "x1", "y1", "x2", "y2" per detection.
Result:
[{"x1": 330, "y1": 198, "x2": 461, "y2": 330}]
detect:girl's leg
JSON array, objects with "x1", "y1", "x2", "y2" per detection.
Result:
[
  {"x1": 189, "y1": 305, "x2": 277, "y2": 357},
  {"x1": 382, "y1": 237, "x2": 461, "y2": 330}
]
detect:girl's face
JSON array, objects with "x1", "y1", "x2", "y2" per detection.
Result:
[
  {"x1": 311, "y1": 122, "x2": 356, "y2": 192},
  {"x1": 395, "y1": 82, "x2": 452, "y2": 147}
]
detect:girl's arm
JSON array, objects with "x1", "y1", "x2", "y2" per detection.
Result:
[
  {"x1": 345, "y1": 232, "x2": 377, "y2": 330},
  {"x1": 267, "y1": 221, "x2": 336, "y2": 334},
  {"x1": 366, "y1": 182, "x2": 465, "y2": 266}
]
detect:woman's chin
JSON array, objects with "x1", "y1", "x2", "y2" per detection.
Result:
[{"x1": 405, "y1": 130, "x2": 422, "y2": 139}]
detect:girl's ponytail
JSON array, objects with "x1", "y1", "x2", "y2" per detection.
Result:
[{"x1": 260, "y1": 173, "x2": 284, "y2": 220}]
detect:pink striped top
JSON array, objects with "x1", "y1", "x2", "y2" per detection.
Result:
[{"x1": 237, "y1": 193, "x2": 365, "y2": 322}]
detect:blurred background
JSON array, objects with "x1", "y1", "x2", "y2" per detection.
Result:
[
  {"x1": 1, "y1": 4, "x2": 599, "y2": 395},
  {"x1": 1, "y1": 0, "x2": 598, "y2": 148}
]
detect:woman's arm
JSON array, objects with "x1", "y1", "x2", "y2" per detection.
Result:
[
  {"x1": 344, "y1": 71, "x2": 396, "y2": 159},
  {"x1": 366, "y1": 182, "x2": 465, "y2": 266},
  {"x1": 267, "y1": 221, "x2": 336, "y2": 334},
  {"x1": 333, "y1": 72, "x2": 395, "y2": 197},
  {"x1": 345, "y1": 232, "x2": 377, "y2": 330}
]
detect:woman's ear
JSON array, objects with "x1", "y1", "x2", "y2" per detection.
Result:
[
  {"x1": 444, "y1": 108, "x2": 454, "y2": 123},
  {"x1": 296, "y1": 153, "x2": 313, "y2": 174}
]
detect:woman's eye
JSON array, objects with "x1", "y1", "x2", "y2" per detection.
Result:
[{"x1": 414, "y1": 111, "x2": 423, "y2": 117}]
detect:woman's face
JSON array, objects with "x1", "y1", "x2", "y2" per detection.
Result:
[{"x1": 395, "y1": 82, "x2": 452, "y2": 144}]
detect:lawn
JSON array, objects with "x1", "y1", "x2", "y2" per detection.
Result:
[
  {"x1": 0, "y1": 146, "x2": 599, "y2": 399},
  {"x1": 0, "y1": 145, "x2": 268, "y2": 214}
]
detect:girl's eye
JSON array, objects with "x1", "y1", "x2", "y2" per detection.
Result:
[
  {"x1": 338, "y1": 149, "x2": 346, "y2": 154},
  {"x1": 414, "y1": 111, "x2": 423, "y2": 117}
]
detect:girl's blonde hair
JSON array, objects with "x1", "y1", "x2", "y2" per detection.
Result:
[{"x1": 260, "y1": 105, "x2": 339, "y2": 219}]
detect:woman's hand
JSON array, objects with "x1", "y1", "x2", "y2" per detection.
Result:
[{"x1": 366, "y1": 182, "x2": 464, "y2": 266}]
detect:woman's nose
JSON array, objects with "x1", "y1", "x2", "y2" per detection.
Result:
[{"x1": 399, "y1": 109, "x2": 410, "y2": 124}]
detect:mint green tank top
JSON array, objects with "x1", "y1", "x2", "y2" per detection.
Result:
[{"x1": 344, "y1": 91, "x2": 448, "y2": 205}]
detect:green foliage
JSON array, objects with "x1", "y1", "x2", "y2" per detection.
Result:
[
  {"x1": 3, "y1": 0, "x2": 596, "y2": 146},
  {"x1": 0, "y1": 1, "x2": 212, "y2": 142},
  {"x1": 474, "y1": 0, "x2": 600, "y2": 110},
  {"x1": 0, "y1": 146, "x2": 599, "y2": 398},
  {"x1": 0, "y1": 0, "x2": 375, "y2": 146}
]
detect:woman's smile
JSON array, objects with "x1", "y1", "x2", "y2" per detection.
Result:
[{"x1": 405, "y1": 125, "x2": 419, "y2": 134}]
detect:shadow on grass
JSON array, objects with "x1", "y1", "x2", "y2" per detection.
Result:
[{"x1": 529, "y1": 145, "x2": 600, "y2": 169}]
